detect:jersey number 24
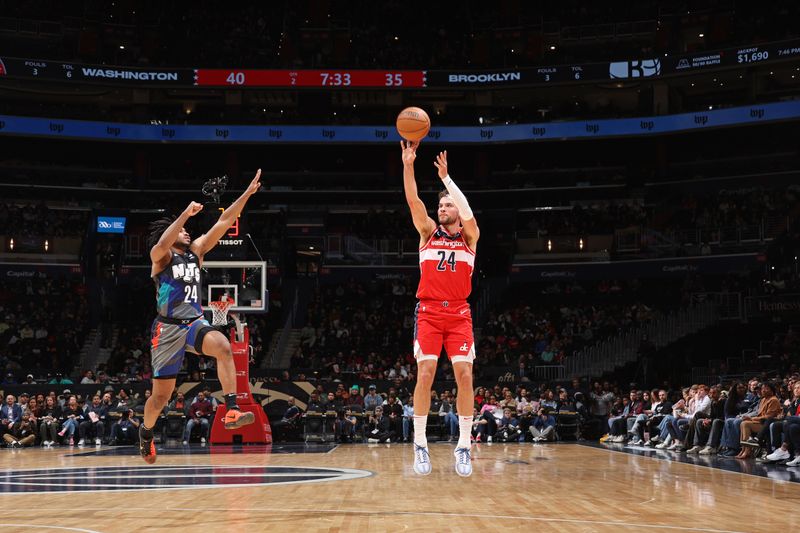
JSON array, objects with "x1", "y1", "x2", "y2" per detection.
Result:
[
  {"x1": 183, "y1": 285, "x2": 198, "y2": 303},
  {"x1": 436, "y1": 251, "x2": 457, "y2": 272}
]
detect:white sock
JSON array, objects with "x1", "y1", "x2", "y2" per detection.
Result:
[
  {"x1": 413, "y1": 415, "x2": 428, "y2": 447},
  {"x1": 457, "y1": 416, "x2": 472, "y2": 449}
]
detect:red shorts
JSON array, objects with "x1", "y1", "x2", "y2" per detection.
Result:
[{"x1": 413, "y1": 300, "x2": 475, "y2": 365}]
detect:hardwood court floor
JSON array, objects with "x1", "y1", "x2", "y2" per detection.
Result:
[{"x1": 0, "y1": 442, "x2": 798, "y2": 532}]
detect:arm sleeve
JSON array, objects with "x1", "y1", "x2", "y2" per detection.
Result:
[{"x1": 441, "y1": 175, "x2": 474, "y2": 221}]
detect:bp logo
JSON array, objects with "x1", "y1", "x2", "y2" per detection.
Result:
[{"x1": 0, "y1": 465, "x2": 372, "y2": 494}]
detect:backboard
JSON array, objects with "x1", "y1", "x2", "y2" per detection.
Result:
[{"x1": 201, "y1": 260, "x2": 267, "y2": 314}]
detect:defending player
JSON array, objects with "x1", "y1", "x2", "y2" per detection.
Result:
[
  {"x1": 401, "y1": 141, "x2": 479, "y2": 477},
  {"x1": 140, "y1": 169, "x2": 262, "y2": 463}
]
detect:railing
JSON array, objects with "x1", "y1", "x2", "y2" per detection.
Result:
[
  {"x1": 565, "y1": 302, "x2": 718, "y2": 379},
  {"x1": 692, "y1": 292, "x2": 742, "y2": 321},
  {"x1": 534, "y1": 365, "x2": 565, "y2": 381},
  {"x1": 269, "y1": 285, "x2": 299, "y2": 367},
  {"x1": 615, "y1": 216, "x2": 791, "y2": 253}
]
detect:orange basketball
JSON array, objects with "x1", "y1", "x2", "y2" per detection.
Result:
[{"x1": 396, "y1": 106, "x2": 431, "y2": 141}]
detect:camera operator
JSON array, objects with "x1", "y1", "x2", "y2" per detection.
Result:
[
  {"x1": 108, "y1": 409, "x2": 140, "y2": 446},
  {"x1": 334, "y1": 405, "x2": 359, "y2": 443},
  {"x1": 516, "y1": 404, "x2": 535, "y2": 441}
]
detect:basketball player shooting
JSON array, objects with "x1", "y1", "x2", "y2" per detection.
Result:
[
  {"x1": 140, "y1": 169, "x2": 262, "y2": 463},
  {"x1": 401, "y1": 141, "x2": 479, "y2": 477}
]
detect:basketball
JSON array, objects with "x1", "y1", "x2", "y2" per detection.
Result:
[{"x1": 396, "y1": 106, "x2": 431, "y2": 141}]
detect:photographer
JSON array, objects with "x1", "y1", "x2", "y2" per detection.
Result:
[
  {"x1": 517, "y1": 404, "x2": 535, "y2": 441},
  {"x1": 334, "y1": 405, "x2": 359, "y2": 443},
  {"x1": 108, "y1": 409, "x2": 140, "y2": 446},
  {"x1": 530, "y1": 407, "x2": 556, "y2": 442},
  {"x1": 366, "y1": 406, "x2": 393, "y2": 443},
  {"x1": 496, "y1": 408, "x2": 522, "y2": 443}
]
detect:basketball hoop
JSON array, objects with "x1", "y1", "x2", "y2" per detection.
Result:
[{"x1": 209, "y1": 299, "x2": 232, "y2": 327}]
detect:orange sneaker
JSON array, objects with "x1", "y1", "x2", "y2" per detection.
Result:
[
  {"x1": 138, "y1": 426, "x2": 157, "y2": 464},
  {"x1": 224, "y1": 409, "x2": 255, "y2": 430}
]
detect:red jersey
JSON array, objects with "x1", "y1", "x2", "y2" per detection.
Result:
[{"x1": 416, "y1": 227, "x2": 475, "y2": 302}]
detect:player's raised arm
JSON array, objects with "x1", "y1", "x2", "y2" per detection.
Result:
[
  {"x1": 434, "y1": 150, "x2": 480, "y2": 248},
  {"x1": 149, "y1": 201, "x2": 203, "y2": 265},
  {"x1": 402, "y1": 141, "x2": 436, "y2": 241},
  {"x1": 191, "y1": 169, "x2": 262, "y2": 257}
]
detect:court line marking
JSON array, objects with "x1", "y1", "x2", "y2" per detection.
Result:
[
  {"x1": 48, "y1": 507, "x2": 750, "y2": 532},
  {"x1": 581, "y1": 443, "x2": 800, "y2": 485},
  {"x1": 0, "y1": 465, "x2": 374, "y2": 494},
  {"x1": 8, "y1": 473, "x2": 343, "y2": 480},
  {"x1": 0, "y1": 525, "x2": 102, "y2": 533}
]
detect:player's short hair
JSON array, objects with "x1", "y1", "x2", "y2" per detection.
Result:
[
  {"x1": 438, "y1": 190, "x2": 451, "y2": 200},
  {"x1": 147, "y1": 215, "x2": 178, "y2": 250}
]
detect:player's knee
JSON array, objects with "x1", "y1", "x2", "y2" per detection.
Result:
[
  {"x1": 454, "y1": 367, "x2": 472, "y2": 386},
  {"x1": 151, "y1": 391, "x2": 171, "y2": 406},
  {"x1": 417, "y1": 367, "x2": 435, "y2": 384}
]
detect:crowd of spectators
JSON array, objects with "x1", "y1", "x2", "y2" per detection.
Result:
[
  {"x1": 517, "y1": 186, "x2": 798, "y2": 241},
  {"x1": 0, "y1": 278, "x2": 87, "y2": 376},
  {"x1": 0, "y1": 383, "x2": 233, "y2": 447},
  {"x1": 0, "y1": 201, "x2": 89, "y2": 238},
  {"x1": 593, "y1": 373, "x2": 800, "y2": 469},
  {"x1": 3, "y1": 2, "x2": 799, "y2": 69},
  {"x1": 478, "y1": 280, "x2": 662, "y2": 371},
  {"x1": 292, "y1": 277, "x2": 418, "y2": 379}
]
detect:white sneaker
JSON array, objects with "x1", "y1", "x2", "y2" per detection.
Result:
[
  {"x1": 765, "y1": 448, "x2": 791, "y2": 462},
  {"x1": 686, "y1": 446, "x2": 702, "y2": 454},
  {"x1": 616, "y1": 435, "x2": 627, "y2": 442},
  {"x1": 77, "y1": 439, "x2": 85, "y2": 446},
  {"x1": 200, "y1": 437, "x2": 206, "y2": 444},
  {"x1": 630, "y1": 438, "x2": 644, "y2": 446},
  {"x1": 367, "y1": 438, "x2": 379, "y2": 443},
  {"x1": 454, "y1": 447, "x2": 472, "y2": 477},
  {"x1": 786, "y1": 456, "x2": 800, "y2": 467},
  {"x1": 413, "y1": 444, "x2": 432, "y2": 475},
  {"x1": 699, "y1": 446, "x2": 717, "y2": 455},
  {"x1": 655, "y1": 436, "x2": 672, "y2": 449},
  {"x1": 95, "y1": 438, "x2": 101, "y2": 446},
  {"x1": 667, "y1": 441, "x2": 682, "y2": 451},
  {"x1": 487, "y1": 436, "x2": 492, "y2": 443}
]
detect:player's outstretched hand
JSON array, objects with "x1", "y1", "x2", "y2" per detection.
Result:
[
  {"x1": 401, "y1": 140, "x2": 418, "y2": 165},
  {"x1": 245, "y1": 168, "x2": 263, "y2": 196},
  {"x1": 433, "y1": 150, "x2": 448, "y2": 180},
  {"x1": 185, "y1": 201, "x2": 204, "y2": 217}
]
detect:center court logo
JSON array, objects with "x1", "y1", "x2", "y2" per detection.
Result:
[{"x1": 0, "y1": 465, "x2": 372, "y2": 493}]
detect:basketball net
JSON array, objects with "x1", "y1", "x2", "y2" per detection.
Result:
[
  {"x1": 209, "y1": 295, "x2": 246, "y2": 342},
  {"x1": 209, "y1": 296, "x2": 232, "y2": 327}
]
